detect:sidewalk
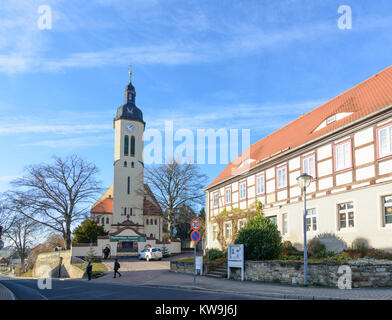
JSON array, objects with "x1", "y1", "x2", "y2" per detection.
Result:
[{"x1": 142, "y1": 271, "x2": 392, "y2": 300}]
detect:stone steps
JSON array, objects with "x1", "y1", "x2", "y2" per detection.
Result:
[{"x1": 206, "y1": 263, "x2": 227, "y2": 278}]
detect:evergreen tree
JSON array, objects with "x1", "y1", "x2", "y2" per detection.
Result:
[
  {"x1": 72, "y1": 218, "x2": 108, "y2": 244},
  {"x1": 161, "y1": 246, "x2": 170, "y2": 258}
]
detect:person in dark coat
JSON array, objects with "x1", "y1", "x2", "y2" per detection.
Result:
[
  {"x1": 86, "y1": 261, "x2": 93, "y2": 281},
  {"x1": 113, "y1": 258, "x2": 121, "y2": 278},
  {"x1": 104, "y1": 246, "x2": 111, "y2": 259}
]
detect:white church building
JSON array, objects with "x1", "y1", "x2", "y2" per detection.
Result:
[{"x1": 72, "y1": 70, "x2": 181, "y2": 257}]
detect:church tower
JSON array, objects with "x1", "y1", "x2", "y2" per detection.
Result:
[{"x1": 113, "y1": 68, "x2": 145, "y2": 227}]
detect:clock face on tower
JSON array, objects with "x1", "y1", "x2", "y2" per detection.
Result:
[{"x1": 125, "y1": 123, "x2": 134, "y2": 132}]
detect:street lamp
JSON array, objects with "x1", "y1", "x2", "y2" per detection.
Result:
[{"x1": 296, "y1": 173, "x2": 313, "y2": 287}]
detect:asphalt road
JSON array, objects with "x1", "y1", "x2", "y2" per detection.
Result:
[{"x1": 0, "y1": 276, "x2": 259, "y2": 300}]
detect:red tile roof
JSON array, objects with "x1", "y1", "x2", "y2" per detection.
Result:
[
  {"x1": 90, "y1": 184, "x2": 163, "y2": 216},
  {"x1": 207, "y1": 65, "x2": 392, "y2": 189},
  {"x1": 91, "y1": 197, "x2": 113, "y2": 215}
]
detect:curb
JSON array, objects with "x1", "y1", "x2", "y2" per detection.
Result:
[
  {"x1": 142, "y1": 283, "x2": 365, "y2": 300},
  {"x1": 0, "y1": 282, "x2": 17, "y2": 300}
]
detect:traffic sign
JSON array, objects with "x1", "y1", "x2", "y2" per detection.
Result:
[
  {"x1": 191, "y1": 230, "x2": 201, "y2": 242},
  {"x1": 191, "y1": 218, "x2": 201, "y2": 231}
]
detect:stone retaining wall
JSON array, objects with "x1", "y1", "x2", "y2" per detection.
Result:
[
  {"x1": 170, "y1": 261, "x2": 195, "y2": 274},
  {"x1": 32, "y1": 250, "x2": 85, "y2": 279},
  {"x1": 230, "y1": 260, "x2": 392, "y2": 288},
  {"x1": 171, "y1": 259, "x2": 392, "y2": 288}
]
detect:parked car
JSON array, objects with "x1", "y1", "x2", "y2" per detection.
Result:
[{"x1": 138, "y1": 247, "x2": 163, "y2": 261}]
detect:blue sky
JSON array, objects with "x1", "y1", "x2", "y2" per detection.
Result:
[{"x1": 0, "y1": 0, "x2": 392, "y2": 199}]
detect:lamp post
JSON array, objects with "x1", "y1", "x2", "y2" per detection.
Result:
[{"x1": 296, "y1": 173, "x2": 313, "y2": 287}]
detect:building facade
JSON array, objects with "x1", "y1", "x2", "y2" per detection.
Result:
[
  {"x1": 205, "y1": 66, "x2": 392, "y2": 252},
  {"x1": 88, "y1": 69, "x2": 168, "y2": 255}
]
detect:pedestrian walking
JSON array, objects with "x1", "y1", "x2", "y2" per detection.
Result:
[
  {"x1": 86, "y1": 261, "x2": 93, "y2": 281},
  {"x1": 113, "y1": 258, "x2": 121, "y2": 278}
]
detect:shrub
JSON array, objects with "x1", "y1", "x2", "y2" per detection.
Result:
[
  {"x1": 206, "y1": 248, "x2": 225, "y2": 261},
  {"x1": 72, "y1": 219, "x2": 108, "y2": 244},
  {"x1": 307, "y1": 238, "x2": 325, "y2": 257},
  {"x1": 85, "y1": 247, "x2": 101, "y2": 263},
  {"x1": 282, "y1": 241, "x2": 300, "y2": 255},
  {"x1": 351, "y1": 239, "x2": 369, "y2": 253},
  {"x1": 312, "y1": 249, "x2": 335, "y2": 259},
  {"x1": 161, "y1": 246, "x2": 170, "y2": 258},
  {"x1": 234, "y1": 215, "x2": 282, "y2": 260},
  {"x1": 338, "y1": 248, "x2": 392, "y2": 260}
]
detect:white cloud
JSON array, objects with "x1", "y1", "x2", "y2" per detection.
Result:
[
  {"x1": 23, "y1": 134, "x2": 113, "y2": 148},
  {"x1": 0, "y1": 175, "x2": 18, "y2": 182},
  {"x1": 146, "y1": 99, "x2": 324, "y2": 131},
  {"x1": 0, "y1": 124, "x2": 112, "y2": 135},
  {"x1": 1, "y1": 0, "x2": 391, "y2": 74}
]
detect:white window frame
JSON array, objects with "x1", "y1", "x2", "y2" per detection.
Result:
[
  {"x1": 305, "y1": 208, "x2": 317, "y2": 232},
  {"x1": 334, "y1": 140, "x2": 352, "y2": 172},
  {"x1": 239, "y1": 182, "x2": 247, "y2": 200},
  {"x1": 282, "y1": 213, "x2": 288, "y2": 235},
  {"x1": 268, "y1": 215, "x2": 277, "y2": 225},
  {"x1": 213, "y1": 192, "x2": 219, "y2": 208},
  {"x1": 212, "y1": 225, "x2": 218, "y2": 241},
  {"x1": 382, "y1": 195, "x2": 392, "y2": 226},
  {"x1": 338, "y1": 202, "x2": 355, "y2": 230},
  {"x1": 377, "y1": 124, "x2": 392, "y2": 158},
  {"x1": 224, "y1": 222, "x2": 232, "y2": 239},
  {"x1": 256, "y1": 174, "x2": 265, "y2": 195},
  {"x1": 302, "y1": 154, "x2": 316, "y2": 178},
  {"x1": 239, "y1": 219, "x2": 247, "y2": 230},
  {"x1": 225, "y1": 188, "x2": 231, "y2": 205},
  {"x1": 276, "y1": 165, "x2": 287, "y2": 189}
]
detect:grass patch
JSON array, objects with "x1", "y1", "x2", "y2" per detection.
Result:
[
  {"x1": 20, "y1": 269, "x2": 33, "y2": 277},
  {"x1": 175, "y1": 255, "x2": 229, "y2": 266},
  {"x1": 174, "y1": 257, "x2": 195, "y2": 263},
  {"x1": 74, "y1": 262, "x2": 108, "y2": 278}
]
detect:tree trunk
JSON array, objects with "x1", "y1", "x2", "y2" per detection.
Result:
[{"x1": 65, "y1": 220, "x2": 72, "y2": 250}]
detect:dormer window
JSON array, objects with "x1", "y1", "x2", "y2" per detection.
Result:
[
  {"x1": 326, "y1": 115, "x2": 336, "y2": 125},
  {"x1": 238, "y1": 158, "x2": 255, "y2": 169},
  {"x1": 313, "y1": 112, "x2": 353, "y2": 132}
]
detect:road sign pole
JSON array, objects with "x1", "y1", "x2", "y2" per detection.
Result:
[
  {"x1": 193, "y1": 244, "x2": 196, "y2": 285},
  {"x1": 190, "y1": 227, "x2": 201, "y2": 286}
]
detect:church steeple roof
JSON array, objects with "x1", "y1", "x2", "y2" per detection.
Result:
[{"x1": 115, "y1": 66, "x2": 144, "y2": 123}]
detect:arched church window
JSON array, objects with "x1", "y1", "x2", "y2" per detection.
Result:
[
  {"x1": 102, "y1": 217, "x2": 105, "y2": 224},
  {"x1": 130, "y1": 136, "x2": 135, "y2": 156},
  {"x1": 146, "y1": 219, "x2": 149, "y2": 225},
  {"x1": 123, "y1": 208, "x2": 127, "y2": 215},
  {"x1": 127, "y1": 176, "x2": 130, "y2": 194},
  {"x1": 131, "y1": 162, "x2": 134, "y2": 168},
  {"x1": 150, "y1": 218, "x2": 153, "y2": 224},
  {"x1": 106, "y1": 217, "x2": 109, "y2": 224},
  {"x1": 124, "y1": 161, "x2": 127, "y2": 167},
  {"x1": 124, "y1": 135, "x2": 129, "y2": 156},
  {"x1": 155, "y1": 219, "x2": 157, "y2": 225}
]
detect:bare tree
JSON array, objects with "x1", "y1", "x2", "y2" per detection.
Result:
[
  {"x1": 144, "y1": 160, "x2": 208, "y2": 239},
  {"x1": 0, "y1": 199, "x2": 13, "y2": 239},
  {"x1": 8, "y1": 155, "x2": 102, "y2": 249},
  {"x1": 4, "y1": 211, "x2": 39, "y2": 268}
]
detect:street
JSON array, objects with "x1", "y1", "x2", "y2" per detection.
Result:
[
  {"x1": 0, "y1": 255, "x2": 265, "y2": 300},
  {"x1": 0, "y1": 276, "x2": 258, "y2": 300}
]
